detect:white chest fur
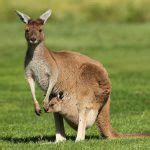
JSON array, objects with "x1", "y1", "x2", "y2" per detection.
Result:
[{"x1": 26, "y1": 58, "x2": 51, "y2": 91}]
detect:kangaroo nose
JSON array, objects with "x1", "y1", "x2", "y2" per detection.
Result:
[
  {"x1": 43, "y1": 102, "x2": 49, "y2": 112},
  {"x1": 43, "y1": 106, "x2": 49, "y2": 113},
  {"x1": 30, "y1": 37, "x2": 36, "y2": 42}
]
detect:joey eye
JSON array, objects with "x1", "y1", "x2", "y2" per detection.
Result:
[
  {"x1": 39, "y1": 29, "x2": 42, "y2": 32},
  {"x1": 50, "y1": 104, "x2": 54, "y2": 107}
]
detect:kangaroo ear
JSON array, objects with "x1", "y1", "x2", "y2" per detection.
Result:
[
  {"x1": 16, "y1": 10, "x2": 31, "y2": 24},
  {"x1": 39, "y1": 10, "x2": 52, "y2": 24}
]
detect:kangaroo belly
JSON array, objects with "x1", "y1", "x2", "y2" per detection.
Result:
[
  {"x1": 63, "y1": 108, "x2": 98, "y2": 130},
  {"x1": 34, "y1": 71, "x2": 49, "y2": 91},
  {"x1": 59, "y1": 99, "x2": 98, "y2": 130},
  {"x1": 28, "y1": 59, "x2": 50, "y2": 91}
]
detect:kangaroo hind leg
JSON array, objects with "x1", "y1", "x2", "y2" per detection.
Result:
[{"x1": 96, "y1": 97, "x2": 119, "y2": 139}]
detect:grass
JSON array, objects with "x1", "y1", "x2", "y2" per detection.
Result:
[{"x1": 0, "y1": 20, "x2": 150, "y2": 149}]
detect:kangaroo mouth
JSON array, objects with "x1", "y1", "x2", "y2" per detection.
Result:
[{"x1": 29, "y1": 40, "x2": 38, "y2": 44}]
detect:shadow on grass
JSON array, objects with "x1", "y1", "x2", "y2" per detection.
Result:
[{"x1": 0, "y1": 135, "x2": 100, "y2": 143}]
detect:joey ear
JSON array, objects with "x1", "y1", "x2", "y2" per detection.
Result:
[
  {"x1": 39, "y1": 9, "x2": 52, "y2": 24},
  {"x1": 15, "y1": 10, "x2": 31, "y2": 24}
]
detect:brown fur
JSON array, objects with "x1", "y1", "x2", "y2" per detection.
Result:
[{"x1": 17, "y1": 12, "x2": 150, "y2": 141}]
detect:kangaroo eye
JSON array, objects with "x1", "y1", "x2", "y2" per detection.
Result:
[
  {"x1": 25, "y1": 29, "x2": 29, "y2": 33},
  {"x1": 39, "y1": 29, "x2": 42, "y2": 32}
]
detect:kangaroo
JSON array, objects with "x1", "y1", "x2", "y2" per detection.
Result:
[{"x1": 16, "y1": 10, "x2": 150, "y2": 142}]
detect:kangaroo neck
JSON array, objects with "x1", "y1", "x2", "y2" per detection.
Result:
[
  {"x1": 27, "y1": 41, "x2": 47, "y2": 57},
  {"x1": 25, "y1": 41, "x2": 49, "y2": 67}
]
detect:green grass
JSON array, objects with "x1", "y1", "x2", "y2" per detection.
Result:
[{"x1": 0, "y1": 21, "x2": 150, "y2": 149}]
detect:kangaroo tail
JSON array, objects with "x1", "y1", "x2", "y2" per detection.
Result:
[
  {"x1": 117, "y1": 133, "x2": 150, "y2": 138},
  {"x1": 96, "y1": 97, "x2": 150, "y2": 139}
]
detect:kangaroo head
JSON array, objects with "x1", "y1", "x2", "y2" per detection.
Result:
[
  {"x1": 16, "y1": 10, "x2": 51, "y2": 45},
  {"x1": 47, "y1": 97, "x2": 62, "y2": 113}
]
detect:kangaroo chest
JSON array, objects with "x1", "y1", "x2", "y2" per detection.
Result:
[{"x1": 26, "y1": 57, "x2": 51, "y2": 91}]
